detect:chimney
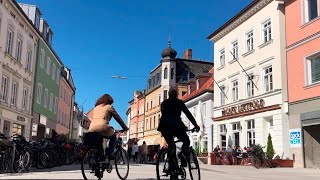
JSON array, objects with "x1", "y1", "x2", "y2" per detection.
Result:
[{"x1": 184, "y1": 49, "x2": 192, "y2": 59}]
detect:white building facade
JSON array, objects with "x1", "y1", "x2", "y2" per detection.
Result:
[
  {"x1": 183, "y1": 93, "x2": 213, "y2": 154},
  {"x1": 208, "y1": 0, "x2": 290, "y2": 158},
  {"x1": 0, "y1": 0, "x2": 39, "y2": 140}
]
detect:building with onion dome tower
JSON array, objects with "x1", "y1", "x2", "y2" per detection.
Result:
[{"x1": 130, "y1": 40, "x2": 213, "y2": 149}]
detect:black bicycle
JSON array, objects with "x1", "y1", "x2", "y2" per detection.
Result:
[
  {"x1": 81, "y1": 130, "x2": 129, "y2": 180},
  {"x1": 156, "y1": 128, "x2": 201, "y2": 180}
]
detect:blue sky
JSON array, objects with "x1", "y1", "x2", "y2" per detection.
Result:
[{"x1": 19, "y1": 0, "x2": 252, "y2": 128}]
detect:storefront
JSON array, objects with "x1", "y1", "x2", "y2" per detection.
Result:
[
  {"x1": 0, "y1": 106, "x2": 31, "y2": 140},
  {"x1": 289, "y1": 98, "x2": 320, "y2": 168},
  {"x1": 213, "y1": 92, "x2": 290, "y2": 158},
  {"x1": 31, "y1": 112, "x2": 56, "y2": 141}
]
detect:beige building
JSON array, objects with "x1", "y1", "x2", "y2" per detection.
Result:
[
  {"x1": 208, "y1": 0, "x2": 290, "y2": 158},
  {"x1": 0, "y1": 0, "x2": 39, "y2": 140}
]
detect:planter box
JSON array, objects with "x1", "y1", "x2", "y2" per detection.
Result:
[
  {"x1": 198, "y1": 157, "x2": 208, "y2": 164},
  {"x1": 273, "y1": 159, "x2": 294, "y2": 168}
]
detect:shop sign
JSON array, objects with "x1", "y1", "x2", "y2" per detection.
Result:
[
  {"x1": 290, "y1": 128, "x2": 301, "y2": 148},
  {"x1": 222, "y1": 99, "x2": 265, "y2": 117},
  {"x1": 17, "y1": 116, "x2": 26, "y2": 122}
]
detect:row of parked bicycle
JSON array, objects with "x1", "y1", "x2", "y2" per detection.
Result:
[{"x1": 0, "y1": 133, "x2": 87, "y2": 173}]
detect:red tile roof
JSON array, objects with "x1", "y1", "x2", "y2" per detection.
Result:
[{"x1": 181, "y1": 68, "x2": 214, "y2": 102}]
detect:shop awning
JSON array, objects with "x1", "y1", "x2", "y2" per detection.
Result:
[
  {"x1": 301, "y1": 110, "x2": 320, "y2": 127},
  {"x1": 138, "y1": 137, "x2": 161, "y2": 146}
]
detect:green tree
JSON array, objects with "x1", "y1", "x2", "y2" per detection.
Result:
[{"x1": 266, "y1": 133, "x2": 274, "y2": 160}]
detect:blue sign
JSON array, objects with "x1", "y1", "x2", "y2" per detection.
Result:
[{"x1": 290, "y1": 129, "x2": 301, "y2": 147}]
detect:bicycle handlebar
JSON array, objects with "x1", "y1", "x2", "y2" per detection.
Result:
[{"x1": 186, "y1": 127, "x2": 200, "y2": 133}]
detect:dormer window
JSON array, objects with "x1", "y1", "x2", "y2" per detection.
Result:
[
  {"x1": 196, "y1": 79, "x2": 200, "y2": 90},
  {"x1": 35, "y1": 11, "x2": 41, "y2": 29}
]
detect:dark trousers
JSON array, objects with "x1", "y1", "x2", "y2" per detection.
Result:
[
  {"x1": 162, "y1": 128, "x2": 190, "y2": 169},
  {"x1": 97, "y1": 134, "x2": 117, "y2": 157}
]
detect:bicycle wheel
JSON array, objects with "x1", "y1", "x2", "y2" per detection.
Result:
[
  {"x1": 156, "y1": 149, "x2": 170, "y2": 180},
  {"x1": 13, "y1": 155, "x2": 23, "y2": 173},
  {"x1": 81, "y1": 149, "x2": 101, "y2": 180},
  {"x1": 65, "y1": 150, "x2": 75, "y2": 165},
  {"x1": 188, "y1": 148, "x2": 200, "y2": 180},
  {"x1": 23, "y1": 150, "x2": 32, "y2": 171},
  {"x1": 115, "y1": 148, "x2": 129, "y2": 180}
]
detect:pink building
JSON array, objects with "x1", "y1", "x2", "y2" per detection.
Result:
[
  {"x1": 128, "y1": 90, "x2": 145, "y2": 140},
  {"x1": 56, "y1": 68, "x2": 75, "y2": 135},
  {"x1": 286, "y1": 0, "x2": 320, "y2": 168}
]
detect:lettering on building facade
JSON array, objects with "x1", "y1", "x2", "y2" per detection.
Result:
[{"x1": 222, "y1": 99, "x2": 265, "y2": 117}]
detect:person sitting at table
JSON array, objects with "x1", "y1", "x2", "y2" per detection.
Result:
[{"x1": 214, "y1": 145, "x2": 220, "y2": 154}]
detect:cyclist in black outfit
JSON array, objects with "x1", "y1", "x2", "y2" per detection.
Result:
[{"x1": 158, "y1": 87, "x2": 200, "y2": 167}]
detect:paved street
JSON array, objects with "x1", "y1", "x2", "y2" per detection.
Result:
[{"x1": 0, "y1": 163, "x2": 320, "y2": 180}]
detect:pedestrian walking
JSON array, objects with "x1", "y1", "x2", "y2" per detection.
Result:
[
  {"x1": 140, "y1": 141, "x2": 148, "y2": 164},
  {"x1": 132, "y1": 142, "x2": 139, "y2": 163}
]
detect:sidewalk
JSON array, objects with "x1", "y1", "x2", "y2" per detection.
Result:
[{"x1": 200, "y1": 164, "x2": 320, "y2": 180}]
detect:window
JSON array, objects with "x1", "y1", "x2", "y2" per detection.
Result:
[
  {"x1": 170, "y1": 68, "x2": 174, "y2": 79},
  {"x1": 46, "y1": 57, "x2": 51, "y2": 75},
  {"x1": 6, "y1": 28, "x2": 14, "y2": 54},
  {"x1": 220, "y1": 124, "x2": 227, "y2": 150},
  {"x1": 232, "y1": 122, "x2": 241, "y2": 131},
  {"x1": 52, "y1": 64, "x2": 56, "y2": 80},
  {"x1": 220, "y1": 85, "x2": 225, "y2": 105},
  {"x1": 22, "y1": 88, "x2": 28, "y2": 110},
  {"x1": 247, "y1": 120, "x2": 255, "y2": 147},
  {"x1": 246, "y1": 31, "x2": 254, "y2": 52},
  {"x1": 232, "y1": 41, "x2": 238, "y2": 59},
  {"x1": 0, "y1": 76, "x2": 8, "y2": 102},
  {"x1": 36, "y1": 83, "x2": 42, "y2": 104},
  {"x1": 150, "y1": 99, "x2": 153, "y2": 109},
  {"x1": 246, "y1": 74, "x2": 254, "y2": 97},
  {"x1": 11, "y1": 81, "x2": 18, "y2": 106},
  {"x1": 40, "y1": 49, "x2": 45, "y2": 68},
  {"x1": 201, "y1": 103, "x2": 206, "y2": 118},
  {"x1": 49, "y1": 93, "x2": 53, "y2": 111},
  {"x1": 35, "y1": 12, "x2": 40, "y2": 29},
  {"x1": 159, "y1": 94, "x2": 161, "y2": 105},
  {"x1": 54, "y1": 97, "x2": 58, "y2": 114},
  {"x1": 26, "y1": 49, "x2": 32, "y2": 71},
  {"x1": 264, "y1": 66, "x2": 273, "y2": 92},
  {"x1": 232, "y1": 80, "x2": 239, "y2": 102},
  {"x1": 15, "y1": 38, "x2": 22, "y2": 62},
  {"x1": 304, "y1": 0, "x2": 319, "y2": 23},
  {"x1": 164, "y1": 67, "x2": 168, "y2": 79},
  {"x1": 262, "y1": 20, "x2": 272, "y2": 43},
  {"x1": 43, "y1": 89, "x2": 48, "y2": 108},
  {"x1": 153, "y1": 116, "x2": 156, "y2": 129},
  {"x1": 149, "y1": 119, "x2": 152, "y2": 129},
  {"x1": 164, "y1": 90, "x2": 168, "y2": 100},
  {"x1": 146, "y1": 101, "x2": 148, "y2": 111},
  {"x1": 12, "y1": 123, "x2": 24, "y2": 136},
  {"x1": 196, "y1": 79, "x2": 200, "y2": 90},
  {"x1": 306, "y1": 54, "x2": 320, "y2": 84},
  {"x1": 188, "y1": 85, "x2": 191, "y2": 94},
  {"x1": 220, "y1": 49, "x2": 225, "y2": 67},
  {"x1": 146, "y1": 119, "x2": 148, "y2": 130}
]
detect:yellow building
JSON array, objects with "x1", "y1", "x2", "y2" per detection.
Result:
[{"x1": 137, "y1": 41, "x2": 213, "y2": 147}]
